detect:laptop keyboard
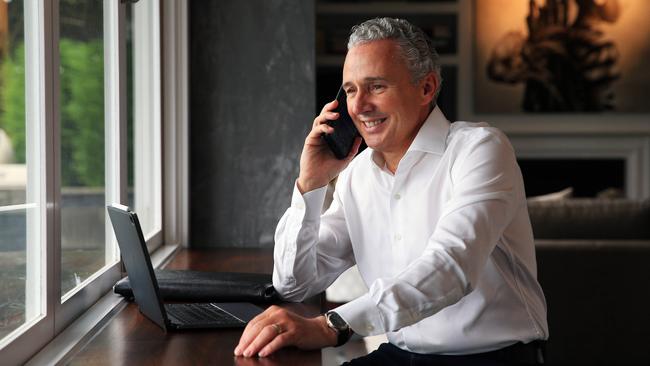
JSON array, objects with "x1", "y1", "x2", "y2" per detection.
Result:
[{"x1": 165, "y1": 303, "x2": 244, "y2": 326}]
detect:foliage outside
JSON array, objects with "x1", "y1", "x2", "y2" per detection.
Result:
[{"x1": 0, "y1": 39, "x2": 104, "y2": 187}]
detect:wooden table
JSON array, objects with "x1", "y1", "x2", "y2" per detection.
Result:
[{"x1": 67, "y1": 248, "x2": 324, "y2": 366}]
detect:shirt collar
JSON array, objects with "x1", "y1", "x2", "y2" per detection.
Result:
[
  {"x1": 370, "y1": 106, "x2": 451, "y2": 168},
  {"x1": 408, "y1": 106, "x2": 450, "y2": 156}
]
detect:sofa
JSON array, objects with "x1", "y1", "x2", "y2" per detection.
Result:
[{"x1": 529, "y1": 198, "x2": 650, "y2": 365}]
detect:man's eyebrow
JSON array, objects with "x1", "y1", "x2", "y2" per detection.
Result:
[
  {"x1": 342, "y1": 77, "x2": 389, "y2": 88},
  {"x1": 364, "y1": 77, "x2": 389, "y2": 83}
]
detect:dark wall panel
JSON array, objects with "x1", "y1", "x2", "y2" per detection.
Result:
[{"x1": 190, "y1": 1, "x2": 315, "y2": 248}]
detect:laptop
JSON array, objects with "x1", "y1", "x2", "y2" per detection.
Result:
[{"x1": 107, "y1": 204, "x2": 263, "y2": 331}]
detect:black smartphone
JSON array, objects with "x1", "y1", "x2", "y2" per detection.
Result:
[{"x1": 321, "y1": 87, "x2": 360, "y2": 159}]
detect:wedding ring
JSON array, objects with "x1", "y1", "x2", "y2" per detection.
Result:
[{"x1": 271, "y1": 323, "x2": 283, "y2": 335}]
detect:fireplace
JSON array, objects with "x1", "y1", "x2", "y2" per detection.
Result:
[
  {"x1": 509, "y1": 136, "x2": 650, "y2": 199},
  {"x1": 518, "y1": 159, "x2": 624, "y2": 197}
]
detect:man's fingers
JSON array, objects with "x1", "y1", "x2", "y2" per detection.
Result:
[
  {"x1": 258, "y1": 333, "x2": 289, "y2": 357},
  {"x1": 314, "y1": 100, "x2": 340, "y2": 127},
  {"x1": 234, "y1": 310, "x2": 273, "y2": 355},
  {"x1": 323, "y1": 111, "x2": 339, "y2": 121},
  {"x1": 242, "y1": 323, "x2": 285, "y2": 357},
  {"x1": 234, "y1": 324, "x2": 261, "y2": 355},
  {"x1": 313, "y1": 111, "x2": 338, "y2": 129},
  {"x1": 305, "y1": 124, "x2": 333, "y2": 147},
  {"x1": 320, "y1": 99, "x2": 338, "y2": 115}
]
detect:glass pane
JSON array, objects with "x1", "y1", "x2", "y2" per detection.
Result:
[
  {"x1": 0, "y1": 208, "x2": 27, "y2": 339},
  {"x1": 0, "y1": 1, "x2": 42, "y2": 341},
  {"x1": 59, "y1": 0, "x2": 106, "y2": 296}
]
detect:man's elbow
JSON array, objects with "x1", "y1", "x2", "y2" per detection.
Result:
[{"x1": 272, "y1": 273, "x2": 313, "y2": 302}]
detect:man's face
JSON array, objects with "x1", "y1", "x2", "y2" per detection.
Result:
[{"x1": 342, "y1": 39, "x2": 432, "y2": 156}]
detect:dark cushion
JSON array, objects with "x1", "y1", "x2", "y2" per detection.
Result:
[{"x1": 527, "y1": 199, "x2": 650, "y2": 240}]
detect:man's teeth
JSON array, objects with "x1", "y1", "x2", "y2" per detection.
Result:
[{"x1": 363, "y1": 118, "x2": 386, "y2": 128}]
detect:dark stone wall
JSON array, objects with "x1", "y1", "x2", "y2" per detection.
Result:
[{"x1": 189, "y1": 1, "x2": 315, "y2": 247}]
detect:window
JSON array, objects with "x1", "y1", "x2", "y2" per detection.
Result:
[
  {"x1": 0, "y1": 0, "x2": 180, "y2": 363},
  {"x1": 0, "y1": 0, "x2": 44, "y2": 346}
]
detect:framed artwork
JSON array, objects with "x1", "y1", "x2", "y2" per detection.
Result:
[{"x1": 473, "y1": 0, "x2": 650, "y2": 114}]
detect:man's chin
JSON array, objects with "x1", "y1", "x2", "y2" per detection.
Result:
[{"x1": 362, "y1": 138, "x2": 383, "y2": 151}]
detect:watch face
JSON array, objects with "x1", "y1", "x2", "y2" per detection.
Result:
[
  {"x1": 328, "y1": 312, "x2": 348, "y2": 330},
  {"x1": 327, "y1": 311, "x2": 352, "y2": 347}
]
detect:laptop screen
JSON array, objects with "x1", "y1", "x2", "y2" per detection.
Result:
[{"x1": 107, "y1": 204, "x2": 169, "y2": 331}]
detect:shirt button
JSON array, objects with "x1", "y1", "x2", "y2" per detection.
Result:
[
  {"x1": 366, "y1": 324, "x2": 374, "y2": 332},
  {"x1": 394, "y1": 193, "x2": 401, "y2": 200},
  {"x1": 295, "y1": 202, "x2": 305, "y2": 210},
  {"x1": 395, "y1": 234, "x2": 402, "y2": 241}
]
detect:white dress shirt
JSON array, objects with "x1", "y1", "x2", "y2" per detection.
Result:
[{"x1": 273, "y1": 107, "x2": 549, "y2": 355}]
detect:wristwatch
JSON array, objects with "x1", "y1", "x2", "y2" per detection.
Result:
[{"x1": 325, "y1": 311, "x2": 353, "y2": 347}]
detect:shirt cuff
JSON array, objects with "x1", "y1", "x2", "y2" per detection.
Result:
[
  {"x1": 333, "y1": 293, "x2": 385, "y2": 337},
  {"x1": 291, "y1": 181, "x2": 327, "y2": 222}
]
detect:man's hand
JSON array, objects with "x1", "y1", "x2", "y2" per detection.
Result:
[
  {"x1": 297, "y1": 100, "x2": 362, "y2": 194},
  {"x1": 234, "y1": 305, "x2": 337, "y2": 358}
]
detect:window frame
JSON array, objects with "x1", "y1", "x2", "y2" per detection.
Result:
[
  {"x1": 162, "y1": 0, "x2": 189, "y2": 248},
  {"x1": 132, "y1": 0, "x2": 163, "y2": 250},
  {"x1": 0, "y1": 1, "x2": 54, "y2": 364}
]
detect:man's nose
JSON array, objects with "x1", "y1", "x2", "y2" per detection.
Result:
[{"x1": 349, "y1": 91, "x2": 372, "y2": 116}]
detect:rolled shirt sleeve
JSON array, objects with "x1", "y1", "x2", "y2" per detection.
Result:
[{"x1": 272, "y1": 182, "x2": 355, "y2": 302}]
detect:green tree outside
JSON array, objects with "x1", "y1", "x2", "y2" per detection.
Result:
[
  {"x1": 0, "y1": 43, "x2": 26, "y2": 165},
  {"x1": 1, "y1": 39, "x2": 104, "y2": 187}
]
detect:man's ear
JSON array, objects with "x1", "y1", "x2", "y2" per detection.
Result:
[{"x1": 420, "y1": 72, "x2": 439, "y2": 106}]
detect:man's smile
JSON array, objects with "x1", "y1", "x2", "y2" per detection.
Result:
[{"x1": 359, "y1": 117, "x2": 388, "y2": 132}]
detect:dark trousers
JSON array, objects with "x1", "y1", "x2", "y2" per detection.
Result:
[{"x1": 342, "y1": 341, "x2": 546, "y2": 366}]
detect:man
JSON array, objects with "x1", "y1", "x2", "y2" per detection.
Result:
[{"x1": 235, "y1": 17, "x2": 549, "y2": 365}]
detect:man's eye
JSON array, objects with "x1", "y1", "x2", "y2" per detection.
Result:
[{"x1": 370, "y1": 84, "x2": 386, "y2": 92}]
